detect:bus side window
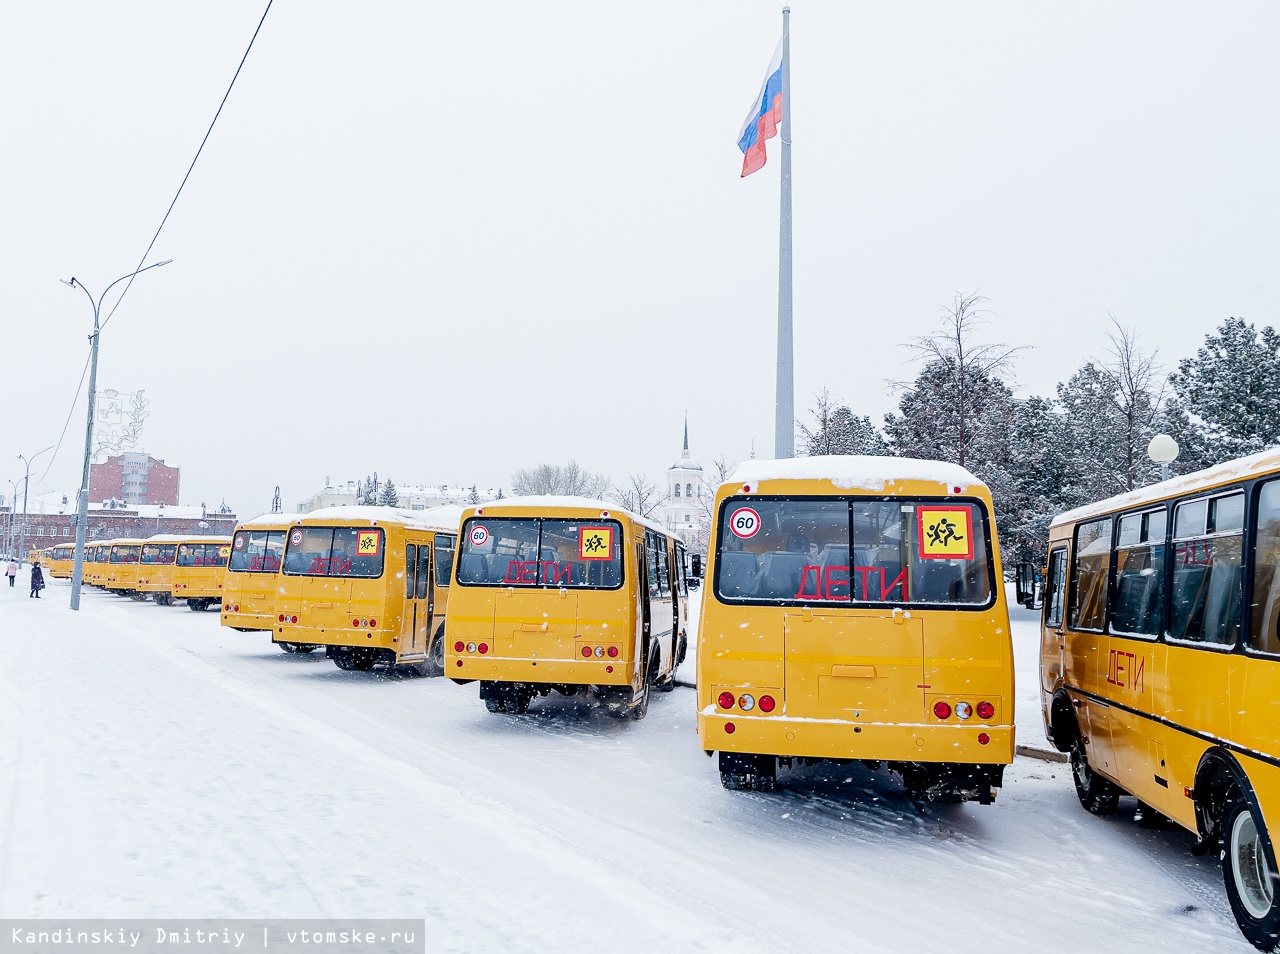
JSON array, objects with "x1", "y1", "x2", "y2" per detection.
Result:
[
  {"x1": 1069, "y1": 518, "x2": 1111, "y2": 632},
  {"x1": 435, "y1": 534, "x2": 454, "y2": 588},
  {"x1": 405, "y1": 544, "x2": 417, "y2": 600},
  {"x1": 1171, "y1": 493, "x2": 1244, "y2": 645},
  {"x1": 1045, "y1": 548, "x2": 1067, "y2": 629},
  {"x1": 417, "y1": 546, "x2": 431, "y2": 601},
  {"x1": 1251, "y1": 479, "x2": 1280, "y2": 655}
]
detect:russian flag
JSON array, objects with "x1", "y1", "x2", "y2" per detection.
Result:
[{"x1": 737, "y1": 38, "x2": 783, "y2": 177}]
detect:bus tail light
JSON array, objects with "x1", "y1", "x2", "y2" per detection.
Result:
[
  {"x1": 352, "y1": 619, "x2": 360, "y2": 628},
  {"x1": 718, "y1": 691, "x2": 735, "y2": 709},
  {"x1": 759, "y1": 695, "x2": 775, "y2": 713},
  {"x1": 594, "y1": 646, "x2": 605, "y2": 658},
  {"x1": 478, "y1": 643, "x2": 489, "y2": 654},
  {"x1": 581, "y1": 646, "x2": 593, "y2": 658},
  {"x1": 368, "y1": 619, "x2": 376, "y2": 628},
  {"x1": 954, "y1": 702, "x2": 973, "y2": 721},
  {"x1": 454, "y1": 641, "x2": 465, "y2": 653},
  {"x1": 290, "y1": 615, "x2": 297, "y2": 624},
  {"x1": 738, "y1": 694, "x2": 755, "y2": 711},
  {"x1": 467, "y1": 642, "x2": 477, "y2": 653},
  {"x1": 607, "y1": 646, "x2": 618, "y2": 658},
  {"x1": 978, "y1": 732, "x2": 990, "y2": 745},
  {"x1": 933, "y1": 701, "x2": 952, "y2": 720},
  {"x1": 724, "y1": 722, "x2": 736, "y2": 734},
  {"x1": 976, "y1": 701, "x2": 995, "y2": 720},
  {"x1": 278, "y1": 614, "x2": 285, "y2": 622}
]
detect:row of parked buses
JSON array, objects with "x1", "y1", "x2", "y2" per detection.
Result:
[
  {"x1": 50, "y1": 535, "x2": 232, "y2": 609},
  {"x1": 46, "y1": 451, "x2": 1278, "y2": 950}
]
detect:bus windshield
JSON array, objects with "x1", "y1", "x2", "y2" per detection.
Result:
[
  {"x1": 282, "y1": 526, "x2": 385, "y2": 578},
  {"x1": 141, "y1": 544, "x2": 177, "y2": 565},
  {"x1": 457, "y1": 517, "x2": 623, "y2": 588},
  {"x1": 715, "y1": 497, "x2": 992, "y2": 606},
  {"x1": 110, "y1": 545, "x2": 141, "y2": 564},
  {"x1": 228, "y1": 530, "x2": 285, "y2": 573}
]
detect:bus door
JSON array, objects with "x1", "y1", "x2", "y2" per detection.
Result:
[
  {"x1": 645, "y1": 531, "x2": 674, "y2": 676},
  {"x1": 636, "y1": 538, "x2": 650, "y2": 684},
  {"x1": 406, "y1": 543, "x2": 433, "y2": 654}
]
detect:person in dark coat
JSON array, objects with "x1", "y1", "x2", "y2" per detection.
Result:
[{"x1": 29, "y1": 561, "x2": 44, "y2": 598}]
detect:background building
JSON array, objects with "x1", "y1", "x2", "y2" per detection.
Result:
[
  {"x1": 89, "y1": 453, "x2": 180, "y2": 506},
  {"x1": 297, "y1": 477, "x2": 501, "y2": 513},
  {"x1": 663, "y1": 421, "x2": 709, "y2": 552}
]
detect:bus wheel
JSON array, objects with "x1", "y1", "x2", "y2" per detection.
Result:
[
  {"x1": 719, "y1": 752, "x2": 777, "y2": 792},
  {"x1": 188, "y1": 599, "x2": 206, "y2": 612},
  {"x1": 1071, "y1": 736, "x2": 1119, "y2": 815},
  {"x1": 129, "y1": 591, "x2": 149, "y2": 602},
  {"x1": 153, "y1": 593, "x2": 172, "y2": 606},
  {"x1": 424, "y1": 631, "x2": 446, "y2": 677},
  {"x1": 294, "y1": 645, "x2": 317, "y2": 655},
  {"x1": 332, "y1": 650, "x2": 355, "y2": 670},
  {"x1": 280, "y1": 643, "x2": 299, "y2": 654},
  {"x1": 1222, "y1": 790, "x2": 1280, "y2": 950},
  {"x1": 348, "y1": 649, "x2": 376, "y2": 671}
]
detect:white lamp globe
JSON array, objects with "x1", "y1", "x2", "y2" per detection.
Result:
[{"x1": 1147, "y1": 434, "x2": 1180, "y2": 464}]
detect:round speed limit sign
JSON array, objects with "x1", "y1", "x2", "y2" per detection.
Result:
[
  {"x1": 469, "y1": 525, "x2": 489, "y2": 547},
  {"x1": 291, "y1": 529, "x2": 303, "y2": 545},
  {"x1": 729, "y1": 507, "x2": 761, "y2": 539}
]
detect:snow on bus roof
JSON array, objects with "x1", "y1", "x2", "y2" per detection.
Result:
[
  {"x1": 469, "y1": 495, "x2": 670, "y2": 536},
  {"x1": 1052, "y1": 446, "x2": 1280, "y2": 528},
  {"x1": 241, "y1": 506, "x2": 458, "y2": 534},
  {"x1": 725, "y1": 456, "x2": 987, "y2": 493}
]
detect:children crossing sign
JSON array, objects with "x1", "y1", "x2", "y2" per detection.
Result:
[
  {"x1": 579, "y1": 526, "x2": 613, "y2": 560},
  {"x1": 916, "y1": 506, "x2": 974, "y2": 560},
  {"x1": 356, "y1": 530, "x2": 381, "y2": 557}
]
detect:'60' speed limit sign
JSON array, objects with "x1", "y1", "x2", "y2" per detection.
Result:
[{"x1": 728, "y1": 507, "x2": 761, "y2": 539}]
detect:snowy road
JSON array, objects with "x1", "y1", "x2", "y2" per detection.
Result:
[{"x1": 0, "y1": 572, "x2": 1251, "y2": 952}]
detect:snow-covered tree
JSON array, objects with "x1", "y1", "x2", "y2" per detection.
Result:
[
  {"x1": 799, "y1": 389, "x2": 888, "y2": 456},
  {"x1": 1168, "y1": 317, "x2": 1280, "y2": 464},
  {"x1": 356, "y1": 477, "x2": 376, "y2": 506},
  {"x1": 510, "y1": 461, "x2": 609, "y2": 498},
  {"x1": 378, "y1": 479, "x2": 399, "y2": 508},
  {"x1": 468, "y1": 484, "x2": 480, "y2": 505}
]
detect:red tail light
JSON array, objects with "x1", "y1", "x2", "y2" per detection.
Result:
[
  {"x1": 724, "y1": 722, "x2": 736, "y2": 734},
  {"x1": 352, "y1": 619, "x2": 360, "y2": 628},
  {"x1": 976, "y1": 701, "x2": 995, "y2": 720},
  {"x1": 278, "y1": 614, "x2": 285, "y2": 622},
  {"x1": 759, "y1": 695, "x2": 776, "y2": 713},
  {"x1": 478, "y1": 643, "x2": 488, "y2": 654},
  {"x1": 933, "y1": 701, "x2": 952, "y2": 720},
  {"x1": 454, "y1": 640, "x2": 465, "y2": 652},
  {"x1": 718, "y1": 691, "x2": 735, "y2": 709},
  {"x1": 290, "y1": 615, "x2": 297, "y2": 624},
  {"x1": 978, "y1": 732, "x2": 990, "y2": 745},
  {"x1": 368, "y1": 619, "x2": 376, "y2": 628},
  {"x1": 581, "y1": 646, "x2": 592, "y2": 658},
  {"x1": 607, "y1": 646, "x2": 618, "y2": 658}
]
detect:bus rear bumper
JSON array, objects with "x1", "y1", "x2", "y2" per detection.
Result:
[
  {"x1": 699, "y1": 712, "x2": 1014, "y2": 766},
  {"x1": 451, "y1": 654, "x2": 634, "y2": 687}
]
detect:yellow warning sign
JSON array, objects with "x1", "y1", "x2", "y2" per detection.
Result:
[
  {"x1": 218, "y1": 546, "x2": 231, "y2": 559},
  {"x1": 579, "y1": 526, "x2": 613, "y2": 560},
  {"x1": 917, "y1": 507, "x2": 974, "y2": 560},
  {"x1": 356, "y1": 530, "x2": 382, "y2": 557}
]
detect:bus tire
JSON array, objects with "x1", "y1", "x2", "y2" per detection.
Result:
[
  {"x1": 1222, "y1": 790, "x2": 1280, "y2": 951},
  {"x1": 332, "y1": 650, "x2": 356, "y2": 670},
  {"x1": 294, "y1": 645, "x2": 317, "y2": 655},
  {"x1": 188, "y1": 599, "x2": 206, "y2": 612},
  {"x1": 719, "y1": 752, "x2": 777, "y2": 792},
  {"x1": 153, "y1": 593, "x2": 173, "y2": 606},
  {"x1": 424, "y1": 630, "x2": 446, "y2": 678},
  {"x1": 1071, "y1": 735, "x2": 1119, "y2": 815},
  {"x1": 280, "y1": 643, "x2": 299, "y2": 654}
]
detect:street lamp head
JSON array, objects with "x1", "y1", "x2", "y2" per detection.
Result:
[
  {"x1": 60, "y1": 278, "x2": 76, "y2": 288},
  {"x1": 1148, "y1": 434, "x2": 1180, "y2": 465}
]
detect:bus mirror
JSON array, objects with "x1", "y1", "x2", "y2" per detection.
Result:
[{"x1": 690, "y1": 553, "x2": 703, "y2": 581}]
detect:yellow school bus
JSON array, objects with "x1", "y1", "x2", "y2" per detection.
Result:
[
  {"x1": 267, "y1": 506, "x2": 459, "y2": 669},
  {"x1": 104, "y1": 538, "x2": 146, "y2": 594},
  {"x1": 136, "y1": 535, "x2": 185, "y2": 603},
  {"x1": 222, "y1": 517, "x2": 296, "y2": 631},
  {"x1": 172, "y1": 537, "x2": 232, "y2": 611},
  {"x1": 1040, "y1": 448, "x2": 1280, "y2": 950},
  {"x1": 46, "y1": 545, "x2": 75, "y2": 579},
  {"x1": 85, "y1": 540, "x2": 110, "y2": 586},
  {"x1": 696, "y1": 457, "x2": 1014, "y2": 802},
  {"x1": 446, "y1": 497, "x2": 690, "y2": 717}
]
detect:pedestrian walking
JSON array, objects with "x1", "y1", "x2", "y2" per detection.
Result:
[
  {"x1": 29, "y1": 561, "x2": 44, "y2": 598},
  {"x1": 5, "y1": 558, "x2": 16, "y2": 588}
]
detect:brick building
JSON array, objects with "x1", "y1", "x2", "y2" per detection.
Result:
[
  {"x1": 2, "y1": 500, "x2": 238, "y2": 562},
  {"x1": 88, "y1": 453, "x2": 180, "y2": 507}
]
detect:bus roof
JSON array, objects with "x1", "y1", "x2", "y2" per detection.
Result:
[
  {"x1": 1051, "y1": 446, "x2": 1280, "y2": 529},
  {"x1": 465, "y1": 495, "x2": 672, "y2": 537},
  {"x1": 723, "y1": 456, "x2": 987, "y2": 495},
  {"x1": 143, "y1": 534, "x2": 194, "y2": 544},
  {"x1": 263, "y1": 504, "x2": 460, "y2": 534}
]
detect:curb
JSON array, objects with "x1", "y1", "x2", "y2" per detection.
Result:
[{"x1": 1016, "y1": 744, "x2": 1068, "y2": 763}]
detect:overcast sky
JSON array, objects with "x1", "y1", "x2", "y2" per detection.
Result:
[{"x1": 4, "y1": 2, "x2": 1279, "y2": 517}]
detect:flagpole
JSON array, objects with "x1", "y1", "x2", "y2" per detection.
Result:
[{"x1": 775, "y1": 5, "x2": 794, "y2": 459}]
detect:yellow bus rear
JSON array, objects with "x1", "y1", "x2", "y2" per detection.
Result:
[
  {"x1": 270, "y1": 506, "x2": 457, "y2": 669},
  {"x1": 46, "y1": 545, "x2": 75, "y2": 579},
  {"x1": 697, "y1": 457, "x2": 1014, "y2": 802},
  {"x1": 85, "y1": 541, "x2": 109, "y2": 586},
  {"x1": 172, "y1": 537, "x2": 231, "y2": 611},
  {"x1": 446, "y1": 497, "x2": 690, "y2": 717},
  {"x1": 105, "y1": 539, "x2": 145, "y2": 594},
  {"x1": 137, "y1": 535, "x2": 185, "y2": 603},
  {"x1": 221, "y1": 517, "x2": 294, "y2": 630},
  {"x1": 1039, "y1": 448, "x2": 1280, "y2": 950}
]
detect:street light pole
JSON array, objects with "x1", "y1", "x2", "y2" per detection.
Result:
[
  {"x1": 63, "y1": 260, "x2": 172, "y2": 611},
  {"x1": 16, "y1": 446, "x2": 54, "y2": 566},
  {"x1": 4, "y1": 479, "x2": 17, "y2": 558}
]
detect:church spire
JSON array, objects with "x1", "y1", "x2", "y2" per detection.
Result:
[{"x1": 682, "y1": 414, "x2": 690, "y2": 459}]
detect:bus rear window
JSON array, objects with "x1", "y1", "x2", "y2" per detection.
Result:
[
  {"x1": 714, "y1": 497, "x2": 992, "y2": 607},
  {"x1": 283, "y1": 526, "x2": 385, "y2": 578},
  {"x1": 141, "y1": 544, "x2": 177, "y2": 565},
  {"x1": 228, "y1": 530, "x2": 285, "y2": 573},
  {"x1": 110, "y1": 545, "x2": 141, "y2": 564},
  {"x1": 178, "y1": 543, "x2": 230, "y2": 567},
  {"x1": 457, "y1": 517, "x2": 623, "y2": 588}
]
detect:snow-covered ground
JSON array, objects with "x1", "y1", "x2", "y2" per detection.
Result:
[{"x1": 0, "y1": 569, "x2": 1251, "y2": 952}]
